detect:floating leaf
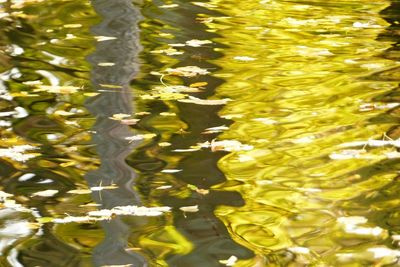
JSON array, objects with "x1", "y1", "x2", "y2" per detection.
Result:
[
  {"x1": 63, "y1": 24, "x2": 82, "y2": 28},
  {"x1": 67, "y1": 189, "x2": 92, "y2": 194},
  {"x1": 154, "y1": 85, "x2": 201, "y2": 93},
  {"x1": 161, "y1": 169, "x2": 182, "y2": 173},
  {"x1": 203, "y1": 125, "x2": 229, "y2": 134},
  {"x1": 185, "y1": 39, "x2": 212, "y2": 47},
  {"x1": 0, "y1": 191, "x2": 13, "y2": 199},
  {"x1": 32, "y1": 189, "x2": 58, "y2": 197},
  {"x1": 90, "y1": 185, "x2": 118, "y2": 191},
  {"x1": 151, "y1": 48, "x2": 183, "y2": 55},
  {"x1": 120, "y1": 119, "x2": 140, "y2": 125},
  {"x1": 156, "y1": 185, "x2": 173, "y2": 190},
  {"x1": 187, "y1": 184, "x2": 209, "y2": 195},
  {"x1": 179, "y1": 205, "x2": 199, "y2": 212},
  {"x1": 109, "y1": 113, "x2": 131, "y2": 120},
  {"x1": 34, "y1": 85, "x2": 81, "y2": 94},
  {"x1": 329, "y1": 149, "x2": 375, "y2": 160},
  {"x1": 52, "y1": 216, "x2": 102, "y2": 224},
  {"x1": 88, "y1": 205, "x2": 171, "y2": 217},
  {"x1": 23, "y1": 80, "x2": 43, "y2": 86},
  {"x1": 135, "y1": 111, "x2": 151, "y2": 116},
  {"x1": 190, "y1": 82, "x2": 208, "y2": 88},
  {"x1": 125, "y1": 133, "x2": 157, "y2": 143},
  {"x1": 59, "y1": 160, "x2": 76, "y2": 167},
  {"x1": 197, "y1": 140, "x2": 253, "y2": 152},
  {"x1": 0, "y1": 145, "x2": 39, "y2": 162},
  {"x1": 99, "y1": 84, "x2": 123, "y2": 89},
  {"x1": 160, "y1": 112, "x2": 176, "y2": 116},
  {"x1": 159, "y1": 142, "x2": 172, "y2": 147},
  {"x1": 98, "y1": 62, "x2": 115, "y2": 66},
  {"x1": 165, "y1": 66, "x2": 209, "y2": 77},
  {"x1": 172, "y1": 148, "x2": 201, "y2": 152},
  {"x1": 221, "y1": 114, "x2": 244, "y2": 119},
  {"x1": 54, "y1": 110, "x2": 75, "y2": 116},
  {"x1": 84, "y1": 92, "x2": 100, "y2": 97},
  {"x1": 178, "y1": 96, "x2": 231, "y2": 105},
  {"x1": 219, "y1": 256, "x2": 238, "y2": 266},
  {"x1": 94, "y1": 36, "x2": 117, "y2": 42}
]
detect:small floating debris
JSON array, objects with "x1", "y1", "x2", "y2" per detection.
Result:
[
  {"x1": 179, "y1": 205, "x2": 199, "y2": 213},
  {"x1": 185, "y1": 39, "x2": 212, "y2": 47},
  {"x1": 32, "y1": 190, "x2": 58, "y2": 197},
  {"x1": 33, "y1": 85, "x2": 81, "y2": 94},
  {"x1": 125, "y1": 133, "x2": 157, "y2": 143},
  {"x1": 178, "y1": 96, "x2": 231, "y2": 105},
  {"x1": 94, "y1": 36, "x2": 117, "y2": 42},
  {"x1": 0, "y1": 145, "x2": 39, "y2": 162},
  {"x1": 198, "y1": 140, "x2": 253, "y2": 152},
  {"x1": 165, "y1": 66, "x2": 210, "y2": 77},
  {"x1": 63, "y1": 24, "x2": 82, "y2": 28},
  {"x1": 161, "y1": 169, "x2": 182, "y2": 173},
  {"x1": 203, "y1": 125, "x2": 229, "y2": 134},
  {"x1": 219, "y1": 256, "x2": 238, "y2": 266}
]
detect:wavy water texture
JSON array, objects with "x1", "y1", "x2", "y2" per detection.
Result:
[
  {"x1": 1, "y1": 0, "x2": 400, "y2": 266},
  {"x1": 205, "y1": 0, "x2": 400, "y2": 265}
]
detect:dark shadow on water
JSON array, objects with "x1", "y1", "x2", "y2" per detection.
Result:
[{"x1": 85, "y1": 0, "x2": 147, "y2": 266}]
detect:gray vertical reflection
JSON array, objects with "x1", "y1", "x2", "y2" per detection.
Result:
[{"x1": 86, "y1": 0, "x2": 147, "y2": 266}]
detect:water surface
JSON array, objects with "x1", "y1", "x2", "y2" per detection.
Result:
[{"x1": 1, "y1": 0, "x2": 400, "y2": 266}]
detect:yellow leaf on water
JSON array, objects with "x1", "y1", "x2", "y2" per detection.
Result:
[
  {"x1": 83, "y1": 92, "x2": 100, "y2": 97},
  {"x1": 161, "y1": 169, "x2": 182, "y2": 173},
  {"x1": 67, "y1": 189, "x2": 92, "y2": 194},
  {"x1": 135, "y1": 111, "x2": 151, "y2": 116},
  {"x1": 34, "y1": 85, "x2": 81, "y2": 94},
  {"x1": 59, "y1": 161, "x2": 76, "y2": 167},
  {"x1": 97, "y1": 62, "x2": 115, "y2": 66},
  {"x1": 32, "y1": 190, "x2": 58, "y2": 197},
  {"x1": 189, "y1": 82, "x2": 208, "y2": 88},
  {"x1": 54, "y1": 110, "x2": 75, "y2": 116},
  {"x1": 178, "y1": 96, "x2": 231, "y2": 105},
  {"x1": 120, "y1": 119, "x2": 140, "y2": 125},
  {"x1": 125, "y1": 133, "x2": 157, "y2": 143},
  {"x1": 94, "y1": 36, "x2": 117, "y2": 42},
  {"x1": 150, "y1": 48, "x2": 183, "y2": 55},
  {"x1": 197, "y1": 140, "x2": 253, "y2": 152},
  {"x1": 90, "y1": 185, "x2": 118, "y2": 191},
  {"x1": 165, "y1": 66, "x2": 209, "y2": 77},
  {"x1": 63, "y1": 24, "x2": 82, "y2": 28},
  {"x1": 109, "y1": 113, "x2": 131, "y2": 120},
  {"x1": 23, "y1": 80, "x2": 43, "y2": 86},
  {"x1": 219, "y1": 256, "x2": 238, "y2": 266},
  {"x1": 159, "y1": 142, "x2": 171, "y2": 147},
  {"x1": 179, "y1": 205, "x2": 199, "y2": 212},
  {"x1": 185, "y1": 39, "x2": 212, "y2": 47},
  {"x1": 160, "y1": 112, "x2": 176, "y2": 116},
  {"x1": 99, "y1": 84, "x2": 123, "y2": 89}
]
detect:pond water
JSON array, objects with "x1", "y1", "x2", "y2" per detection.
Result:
[{"x1": 1, "y1": 0, "x2": 400, "y2": 266}]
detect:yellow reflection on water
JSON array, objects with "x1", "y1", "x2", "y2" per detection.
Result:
[{"x1": 207, "y1": 0, "x2": 400, "y2": 265}]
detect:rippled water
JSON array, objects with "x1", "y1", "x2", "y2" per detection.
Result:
[{"x1": 1, "y1": 0, "x2": 400, "y2": 266}]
